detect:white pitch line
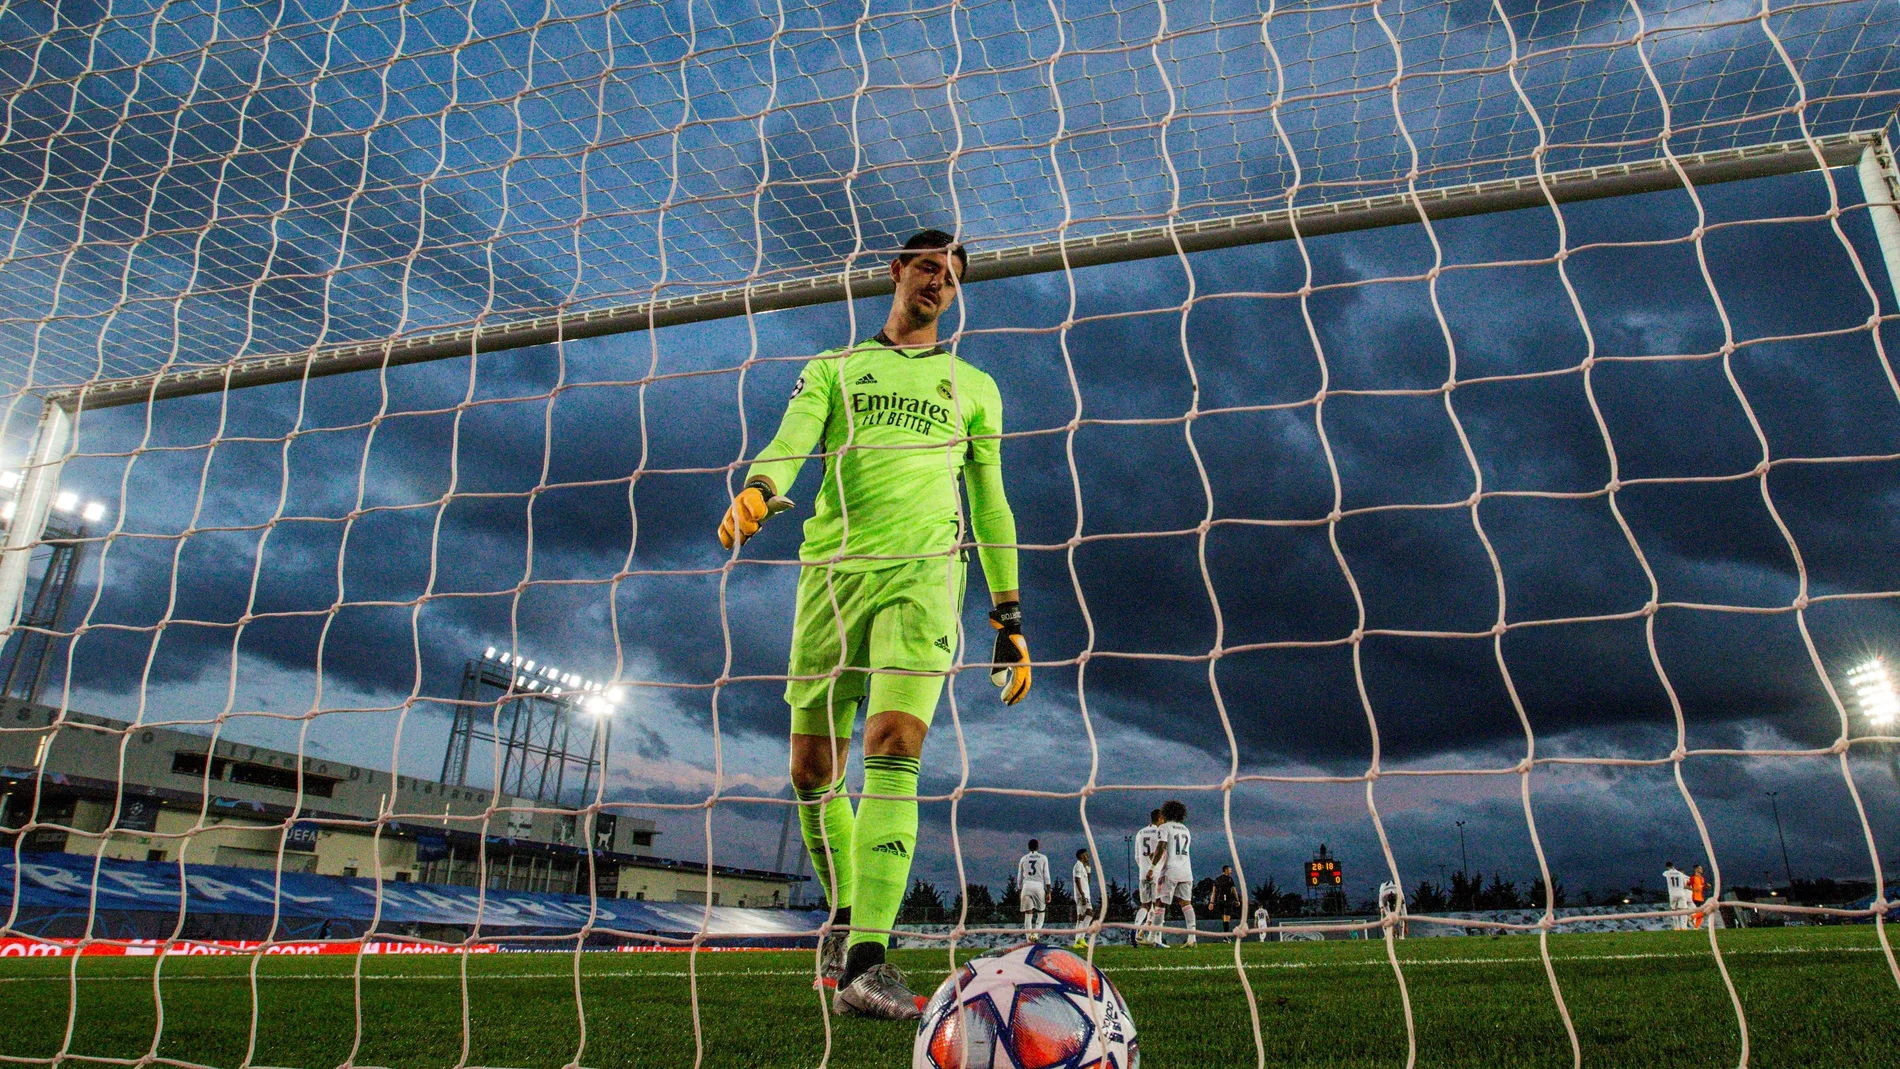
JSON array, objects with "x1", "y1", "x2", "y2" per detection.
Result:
[{"x1": 0, "y1": 943, "x2": 1879, "y2": 983}]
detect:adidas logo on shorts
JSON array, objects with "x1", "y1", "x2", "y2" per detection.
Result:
[
  {"x1": 854, "y1": 372, "x2": 877, "y2": 384},
  {"x1": 871, "y1": 839, "x2": 910, "y2": 858},
  {"x1": 934, "y1": 635, "x2": 951, "y2": 652}
]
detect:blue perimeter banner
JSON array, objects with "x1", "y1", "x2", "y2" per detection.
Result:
[{"x1": 3, "y1": 851, "x2": 826, "y2": 936}]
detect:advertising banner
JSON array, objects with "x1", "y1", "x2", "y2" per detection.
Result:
[
  {"x1": 415, "y1": 833, "x2": 449, "y2": 863},
  {"x1": 0, "y1": 938, "x2": 501, "y2": 957},
  {"x1": 284, "y1": 821, "x2": 320, "y2": 852},
  {"x1": 3, "y1": 851, "x2": 822, "y2": 937},
  {"x1": 115, "y1": 797, "x2": 161, "y2": 833}
]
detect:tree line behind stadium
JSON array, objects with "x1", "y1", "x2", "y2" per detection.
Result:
[{"x1": 889, "y1": 872, "x2": 1886, "y2": 924}]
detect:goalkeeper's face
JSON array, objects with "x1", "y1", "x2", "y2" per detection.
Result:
[{"x1": 892, "y1": 251, "x2": 960, "y2": 324}]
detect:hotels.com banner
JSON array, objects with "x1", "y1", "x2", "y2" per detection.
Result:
[{"x1": 0, "y1": 938, "x2": 501, "y2": 957}]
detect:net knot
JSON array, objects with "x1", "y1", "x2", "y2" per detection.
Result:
[
  {"x1": 1605, "y1": 478, "x2": 1622, "y2": 493},
  {"x1": 1791, "y1": 594, "x2": 1809, "y2": 611},
  {"x1": 1642, "y1": 599, "x2": 1658, "y2": 617}
]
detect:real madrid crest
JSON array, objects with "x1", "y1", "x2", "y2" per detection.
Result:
[{"x1": 936, "y1": 379, "x2": 954, "y2": 401}]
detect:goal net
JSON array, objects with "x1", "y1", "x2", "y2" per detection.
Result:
[{"x1": 2, "y1": 0, "x2": 1899, "y2": 1064}]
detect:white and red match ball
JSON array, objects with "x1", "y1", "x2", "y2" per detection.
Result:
[{"x1": 913, "y1": 943, "x2": 1138, "y2": 1069}]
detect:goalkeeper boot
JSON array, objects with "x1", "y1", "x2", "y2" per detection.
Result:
[
  {"x1": 815, "y1": 928, "x2": 848, "y2": 987},
  {"x1": 832, "y1": 963, "x2": 924, "y2": 1020}
]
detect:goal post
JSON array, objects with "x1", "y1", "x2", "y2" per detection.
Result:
[
  {"x1": 1857, "y1": 134, "x2": 1900, "y2": 309},
  {"x1": 0, "y1": 402, "x2": 68, "y2": 631}
]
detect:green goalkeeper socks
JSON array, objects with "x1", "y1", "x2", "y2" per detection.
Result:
[
  {"x1": 796, "y1": 776, "x2": 855, "y2": 910},
  {"x1": 845, "y1": 754, "x2": 920, "y2": 951}
]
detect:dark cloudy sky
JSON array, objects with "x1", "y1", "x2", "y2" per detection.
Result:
[
  {"x1": 4, "y1": 0, "x2": 1900, "y2": 906},
  {"x1": 28, "y1": 163, "x2": 1900, "y2": 906}
]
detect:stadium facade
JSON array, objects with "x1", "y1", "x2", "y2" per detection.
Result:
[{"x1": 0, "y1": 700, "x2": 803, "y2": 909}]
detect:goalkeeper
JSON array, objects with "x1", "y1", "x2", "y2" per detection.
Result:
[{"x1": 717, "y1": 229, "x2": 1029, "y2": 1020}]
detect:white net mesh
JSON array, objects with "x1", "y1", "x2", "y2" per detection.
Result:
[
  {"x1": 1, "y1": 0, "x2": 1896, "y2": 397},
  {"x1": 3, "y1": 0, "x2": 1900, "y2": 1065}
]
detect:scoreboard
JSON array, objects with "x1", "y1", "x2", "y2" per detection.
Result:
[{"x1": 1306, "y1": 850, "x2": 1342, "y2": 888}]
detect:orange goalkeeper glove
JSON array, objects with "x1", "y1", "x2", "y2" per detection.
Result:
[
  {"x1": 718, "y1": 480, "x2": 794, "y2": 550},
  {"x1": 988, "y1": 601, "x2": 1030, "y2": 705}
]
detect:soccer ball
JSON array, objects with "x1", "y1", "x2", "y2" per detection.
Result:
[{"x1": 913, "y1": 943, "x2": 1138, "y2": 1069}]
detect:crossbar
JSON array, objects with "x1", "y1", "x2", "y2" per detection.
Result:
[{"x1": 54, "y1": 131, "x2": 1881, "y2": 412}]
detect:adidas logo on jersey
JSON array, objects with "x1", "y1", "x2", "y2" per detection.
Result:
[
  {"x1": 854, "y1": 372, "x2": 877, "y2": 384},
  {"x1": 871, "y1": 839, "x2": 910, "y2": 858},
  {"x1": 934, "y1": 635, "x2": 951, "y2": 652}
]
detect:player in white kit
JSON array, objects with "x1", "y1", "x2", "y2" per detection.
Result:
[
  {"x1": 1017, "y1": 840, "x2": 1050, "y2": 934},
  {"x1": 1071, "y1": 848, "x2": 1094, "y2": 950},
  {"x1": 1148, "y1": 800, "x2": 1197, "y2": 947},
  {"x1": 1253, "y1": 903, "x2": 1270, "y2": 942},
  {"x1": 1130, "y1": 810, "x2": 1163, "y2": 946},
  {"x1": 1663, "y1": 862, "x2": 1690, "y2": 931},
  {"x1": 1378, "y1": 880, "x2": 1405, "y2": 939}
]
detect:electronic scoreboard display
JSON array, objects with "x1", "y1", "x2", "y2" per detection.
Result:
[{"x1": 1306, "y1": 856, "x2": 1342, "y2": 888}]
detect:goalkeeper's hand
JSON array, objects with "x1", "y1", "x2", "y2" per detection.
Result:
[
  {"x1": 988, "y1": 600, "x2": 1030, "y2": 705},
  {"x1": 717, "y1": 481, "x2": 794, "y2": 550}
]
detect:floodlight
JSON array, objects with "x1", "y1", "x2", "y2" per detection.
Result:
[
  {"x1": 485, "y1": 646, "x2": 497, "y2": 659},
  {"x1": 606, "y1": 686, "x2": 626, "y2": 706},
  {"x1": 523, "y1": 660, "x2": 536, "y2": 671},
  {"x1": 0, "y1": 471, "x2": 18, "y2": 489},
  {"x1": 81, "y1": 502, "x2": 106, "y2": 522},
  {"x1": 54, "y1": 491, "x2": 77, "y2": 512},
  {"x1": 1, "y1": 501, "x2": 13, "y2": 522},
  {"x1": 515, "y1": 675, "x2": 526, "y2": 687},
  {"x1": 586, "y1": 696, "x2": 613, "y2": 715},
  {"x1": 1848, "y1": 659, "x2": 1900, "y2": 726}
]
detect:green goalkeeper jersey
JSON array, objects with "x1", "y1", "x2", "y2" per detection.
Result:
[{"x1": 745, "y1": 333, "x2": 1018, "y2": 591}]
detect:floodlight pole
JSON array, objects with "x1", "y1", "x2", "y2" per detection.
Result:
[
  {"x1": 1857, "y1": 133, "x2": 1900, "y2": 311},
  {"x1": 0, "y1": 403, "x2": 71, "y2": 634},
  {"x1": 1766, "y1": 791, "x2": 1795, "y2": 889}
]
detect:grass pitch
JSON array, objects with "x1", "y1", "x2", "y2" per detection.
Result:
[{"x1": 2, "y1": 927, "x2": 1895, "y2": 1068}]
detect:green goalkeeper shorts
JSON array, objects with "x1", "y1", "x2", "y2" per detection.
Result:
[{"x1": 785, "y1": 556, "x2": 967, "y2": 738}]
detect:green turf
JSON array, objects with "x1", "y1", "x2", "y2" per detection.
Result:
[{"x1": 1, "y1": 927, "x2": 1895, "y2": 1067}]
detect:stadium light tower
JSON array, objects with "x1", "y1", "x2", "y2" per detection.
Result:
[
  {"x1": 439, "y1": 647, "x2": 622, "y2": 804},
  {"x1": 1844, "y1": 658, "x2": 1900, "y2": 787}
]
